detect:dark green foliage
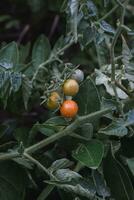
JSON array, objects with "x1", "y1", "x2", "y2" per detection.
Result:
[{"x1": 0, "y1": 0, "x2": 134, "y2": 200}]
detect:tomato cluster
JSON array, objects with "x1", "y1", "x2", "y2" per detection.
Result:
[{"x1": 45, "y1": 69, "x2": 84, "y2": 118}]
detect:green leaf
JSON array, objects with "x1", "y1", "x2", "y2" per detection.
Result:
[
  {"x1": 126, "y1": 158, "x2": 134, "y2": 176},
  {"x1": 52, "y1": 36, "x2": 64, "y2": 55},
  {"x1": 54, "y1": 169, "x2": 82, "y2": 182},
  {"x1": 122, "y1": 36, "x2": 132, "y2": 67},
  {"x1": 14, "y1": 127, "x2": 29, "y2": 147},
  {"x1": 32, "y1": 35, "x2": 51, "y2": 68},
  {"x1": 74, "y1": 78, "x2": 100, "y2": 115},
  {"x1": 19, "y1": 42, "x2": 31, "y2": 64},
  {"x1": 93, "y1": 170, "x2": 110, "y2": 198},
  {"x1": 100, "y1": 20, "x2": 115, "y2": 34},
  {"x1": 10, "y1": 72, "x2": 22, "y2": 92},
  {"x1": 72, "y1": 140, "x2": 104, "y2": 169},
  {"x1": 45, "y1": 116, "x2": 68, "y2": 126},
  {"x1": 46, "y1": 177, "x2": 96, "y2": 199},
  {"x1": 69, "y1": 0, "x2": 79, "y2": 42},
  {"x1": 0, "y1": 42, "x2": 19, "y2": 69},
  {"x1": 95, "y1": 69, "x2": 128, "y2": 99},
  {"x1": 103, "y1": 150, "x2": 134, "y2": 200},
  {"x1": 99, "y1": 119, "x2": 128, "y2": 137},
  {"x1": 125, "y1": 109, "x2": 134, "y2": 126},
  {"x1": 75, "y1": 123, "x2": 93, "y2": 141},
  {"x1": 22, "y1": 75, "x2": 32, "y2": 110},
  {"x1": 0, "y1": 161, "x2": 27, "y2": 200},
  {"x1": 49, "y1": 159, "x2": 73, "y2": 173}
]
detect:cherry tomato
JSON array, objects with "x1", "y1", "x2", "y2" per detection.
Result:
[
  {"x1": 71, "y1": 69, "x2": 84, "y2": 83},
  {"x1": 46, "y1": 92, "x2": 60, "y2": 110},
  {"x1": 63, "y1": 79, "x2": 79, "y2": 96},
  {"x1": 60, "y1": 100, "x2": 78, "y2": 118}
]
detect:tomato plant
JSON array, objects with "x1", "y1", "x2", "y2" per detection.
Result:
[{"x1": 0, "y1": 0, "x2": 134, "y2": 200}]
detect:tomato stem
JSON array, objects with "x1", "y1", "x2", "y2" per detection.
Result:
[{"x1": 25, "y1": 107, "x2": 112, "y2": 154}]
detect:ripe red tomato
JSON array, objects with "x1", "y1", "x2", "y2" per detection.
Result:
[
  {"x1": 60, "y1": 100, "x2": 78, "y2": 118},
  {"x1": 63, "y1": 79, "x2": 79, "y2": 96},
  {"x1": 46, "y1": 91, "x2": 60, "y2": 110}
]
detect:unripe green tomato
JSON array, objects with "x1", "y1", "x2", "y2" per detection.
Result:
[{"x1": 71, "y1": 69, "x2": 84, "y2": 83}]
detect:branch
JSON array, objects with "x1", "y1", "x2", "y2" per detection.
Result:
[
  {"x1": 0, "y1": 108, "x2": 113, "y2": 161},
  {"x1": 24, "y1": 152, "x2": 50, "y2": 176},
  {"x1": 0, "y1": 152, "x2": 19, "y2": 161},
  {"x1": 97, "y1": 4, "x2": 119, "y2": 23},
  {"x1": 25, "y1": 108, "x2": 112, "y2": 154},
  {"x1": 110, "y1": 0, "x2": 128, "y2": 115},
  {"x1": 31, "y1": 39, "x2": 75, "y2": 83}
]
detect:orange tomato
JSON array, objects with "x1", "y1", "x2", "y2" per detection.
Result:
[
  {"x1": 63, "y1": 79, "x2": 79, "y2": 96},
  {"x1": 60, "y1": 100, "x2": 78, "y2": 118},
  {"x1": 46, "y1": 92, "x2": 60, "y2": 110}
]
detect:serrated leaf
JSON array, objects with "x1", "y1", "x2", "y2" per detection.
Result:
[
  {"x1": 32, "y1": 35, "x2": 51, "y2": 68},
  {"x1": 0, "y1": 42, "x2": 19, "y2": 69},
  {"x1": 73, "y1": 140, "x2": 104, "y2": 169}
]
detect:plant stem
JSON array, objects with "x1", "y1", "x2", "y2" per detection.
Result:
[
  {"x1": 32, "y1": 39, "x2": 75, "y2": 83},
  {"x1": 0, "y1": 152, "x2": 19, "y2": 161},
  {"x1": 74, "y1": 162, "x2": 84, "y2": 172},
  {"x1": 110, "y1": 0, "x2": 128, "y2": 115},
  {"x1": 24, "y1": 152, "x2": 50, "y2": 176},
  {"x1": 97, "y1": 4, "x2": 119, "y2": 23},
  {"x1": 37, "y1": 185, "x2": 55, "y2": 200},
  {"x1": 115, "y1": 80, "x2": 133, "y2": 98},
  {"x1": 25, "y1": 108, "x2": 112, "y2": 154}
]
